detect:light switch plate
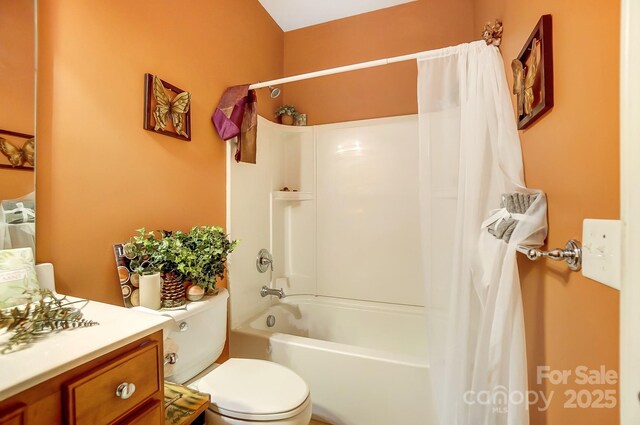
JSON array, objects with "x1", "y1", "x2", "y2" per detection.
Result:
[{"x1": 582, "y1": 219, "x2": 622, "y2": 290}]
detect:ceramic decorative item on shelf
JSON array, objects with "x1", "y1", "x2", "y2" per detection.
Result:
[
  {"x1": 275, "y1": 105, "x2": 299, "y2": 125},
  {"x1": 187, "y1": 284, "x2": 205, "y2": 301},
  {"x1": 139, "y1": 272, "x2": 162, "y2": 310},
  {"x1": 294, "y1": 113, "x2": 307, "y2": 126}
]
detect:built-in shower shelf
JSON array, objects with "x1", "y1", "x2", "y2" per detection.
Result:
[{"x1": 272, "y1": 191, "x2": 313, "y2": 201}]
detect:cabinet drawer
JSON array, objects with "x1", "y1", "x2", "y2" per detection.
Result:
[
  {"x1": 117, "y1": 400, "x2": 162, "y2": 425},
  {"x1": 64, "y1": 341, "x2": 161, "y2": 425}
]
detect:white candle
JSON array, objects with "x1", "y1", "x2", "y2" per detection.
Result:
[{"x1": 139, "y1": 272, "x2": 161, "y2": 310}]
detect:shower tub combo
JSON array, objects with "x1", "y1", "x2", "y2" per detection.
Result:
[
  {"x1": 230, "y1": 295, "x2": 433, "y2": 425},
  {"x1": 228, "y1": 116, "x2": 433, "y2": 424}
]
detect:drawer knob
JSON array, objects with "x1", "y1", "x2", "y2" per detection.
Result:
[{"x1": 115, "y1": 382, "x2": 136, "y2": 400}]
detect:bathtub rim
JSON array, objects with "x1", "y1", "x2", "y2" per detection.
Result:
[
  {"x1": 276, "y1": 293, "x2": 425, "y2": 312},
  {"x1": 232, "y1": 294, "x2": 429, "y2": 369},
  {"x1": 231, "y1": 326, "x2": 429, "y2": 369}
]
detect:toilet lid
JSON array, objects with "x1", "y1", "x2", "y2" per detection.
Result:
[{"x1": 198, "y1": 358, "x2": 310, "y2": 419}]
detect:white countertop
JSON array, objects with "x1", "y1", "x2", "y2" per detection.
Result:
[{"x1": 0, "y1": 297, "x2": 171, "y2": 401}]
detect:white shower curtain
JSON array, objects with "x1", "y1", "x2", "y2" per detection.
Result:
[{"x1": 418, "y1": 41, "x2": 547, "y2": 425}]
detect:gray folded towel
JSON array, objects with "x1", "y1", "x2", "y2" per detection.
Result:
[
  {"x1": 487, "y1": 193, "x2": 538, "y2": 242},
  {"x1": 2, "y1": 200, "x2": 35, "y2": 224},
  {"x1": 2, "y1": 200, "x2": 34, "y2": 210}
]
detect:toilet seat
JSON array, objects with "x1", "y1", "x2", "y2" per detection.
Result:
[{"x1": 197, "y1": 358, "x2": 310, "y2": 421}]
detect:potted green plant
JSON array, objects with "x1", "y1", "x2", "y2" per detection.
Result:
[
  {"x1": 126, "y1": 226, "x2": 237, "y2": 306},
  {"x1": 181, "y1": 226, "x2": 238, "y2": 291},
  {"x1": 275, "y1": 105, "x2": 298, "y2": 125},
  {"x1": 127, "y1": 229, "x2": 183, "y2": 276},
  {"x1": 127, "y1": 229, "x2": 192, "y2": 307}
]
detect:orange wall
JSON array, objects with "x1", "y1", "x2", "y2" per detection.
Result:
[
  {"x1": 0, "y1": 0, "x2": 35, "y2": 203},
  {"x1": 0, "y1": 0, "x2": 34, "y2": 133},
  {"x1": 282, "y1": 0, "x2": 475, "y2": 125},
  {"x1": 36, "y1": 2, "x2": 282, "y2": 305},
  {"x1": 0, "y1": 169, "x2": 34, "y2": 201},
  {"x1": 475, "y1": 2, "x2": 620, "y2": 424}
]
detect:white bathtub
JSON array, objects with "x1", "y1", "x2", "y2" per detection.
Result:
[{"x1": 229, "y1": 295, "x2": 434, "y2": 425}]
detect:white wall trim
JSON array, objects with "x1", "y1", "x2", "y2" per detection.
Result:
[{"x1": 620, "y1": 0, "x2": 640, "y2": 421}]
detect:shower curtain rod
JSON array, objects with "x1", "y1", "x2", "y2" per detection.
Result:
[
  {"x1": 249, "y1": 21, "x2": 502, "y2": 90},
  {"x1": 249, "y1": 49, "x2": 441, "y2": 90}
]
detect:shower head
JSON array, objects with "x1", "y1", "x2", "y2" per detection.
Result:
[{"x1": 269, "y1": 86, "x2": 281, "y2": 98}]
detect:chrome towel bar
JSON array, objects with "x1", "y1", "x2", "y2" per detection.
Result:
[{"x1": 517, "y1": 239, "x2": 582, "y2": 271}]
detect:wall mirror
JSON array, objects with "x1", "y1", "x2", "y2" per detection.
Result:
[{"x1": 0, "y1": 0, "x2": 36, "y2": 253}]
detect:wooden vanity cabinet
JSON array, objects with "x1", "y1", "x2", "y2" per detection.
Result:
[
  {"x1": 0, "y1": 405, "x2": 26, "y2": 425},
  {"x1": 0, "y1": 330, "x2": 164, "y2": 425}
]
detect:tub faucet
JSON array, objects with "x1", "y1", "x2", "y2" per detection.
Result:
[{"x1": 260, "y1": 285, "x2": 285, "y2": 299}]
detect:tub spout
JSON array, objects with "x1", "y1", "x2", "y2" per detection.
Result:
[{"x1": 260, "y1": 285, "x2": 285, "y2": 299}]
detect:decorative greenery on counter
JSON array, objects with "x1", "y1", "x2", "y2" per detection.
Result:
[
  {"x1": 182, "y1": 226, "x2": 238, "y2": 290},
  {"x1": 127, "y1": 226, "x2": 238, "y2": 291},
  {"x1": 274, "y1": 105, "x2": 299, "y2": 118},
  {"x1": 127, "y1": 229, "x2": 188, "y2": 277},
  {"x1": 0, "y1": 289, "x2": 99, "y2": 354}
]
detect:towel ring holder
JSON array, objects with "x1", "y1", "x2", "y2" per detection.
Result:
[{"x1": 518, "y1": 239, "x2": 582, "y2": 271}]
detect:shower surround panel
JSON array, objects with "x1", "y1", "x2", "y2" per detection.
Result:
[
  {"x1": 315, "y1": 117, "x2": 422, "y2": 305},
  {"x1": 228, "y1": 115, "x2": 431, "y2": 329}
]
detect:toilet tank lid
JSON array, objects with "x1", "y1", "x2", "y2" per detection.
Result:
[
  {"x1": 133, "y1": 287, "x2": 228, "y2": 322},
  {"x1": 198, "y1": 358, "x2": 309, "y2": 416}
]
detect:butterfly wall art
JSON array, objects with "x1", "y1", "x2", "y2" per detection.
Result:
[
  {"x1": 0, "y1": 130, "x2": 34, "y2": 171},
  {"x1": 143, "y1": 74, "x2": 192, "y2": 141},
  {"x1": 512, "y1": 15, "x2": 554, "y2": 130},
  {"x1": 512, "y1": 38, "x2": 539, "y2": 118}
]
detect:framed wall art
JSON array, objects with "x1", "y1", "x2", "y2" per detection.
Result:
[
  {"x1": 143, "y1": 73, "x2": 192, "y2": 141},
  {"x1": 512, "y1": 14, "x2": 553, "y2": 130},
  {"x1": 0, "y1": 129, "x2": 34, "y2": 171}
]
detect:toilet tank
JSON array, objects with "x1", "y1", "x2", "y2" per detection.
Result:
[{"x1": 158, "y1": 288, "x2": 229, "y2": 384}]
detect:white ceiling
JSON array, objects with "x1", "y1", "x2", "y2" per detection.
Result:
[{"x1": 258, "y1": 0, "x2": 417, "y2": 32}]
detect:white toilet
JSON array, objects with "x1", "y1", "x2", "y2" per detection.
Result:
[{"x1": 157, "y1": 288, "x2": 312, "y2": 425}]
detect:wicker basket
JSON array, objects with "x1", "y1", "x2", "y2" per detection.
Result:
[{"x1": 161, "y1": 272, "x2": 186, "y2": 308}]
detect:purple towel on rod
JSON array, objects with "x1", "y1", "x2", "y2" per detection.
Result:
[{"x1": 212, "y1": 84, "x2": 257, "y2": 164}]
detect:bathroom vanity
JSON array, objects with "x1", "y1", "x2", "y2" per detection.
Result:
[{"x1": 0, "y1": 299, "x2": 170, "y2": 424}]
